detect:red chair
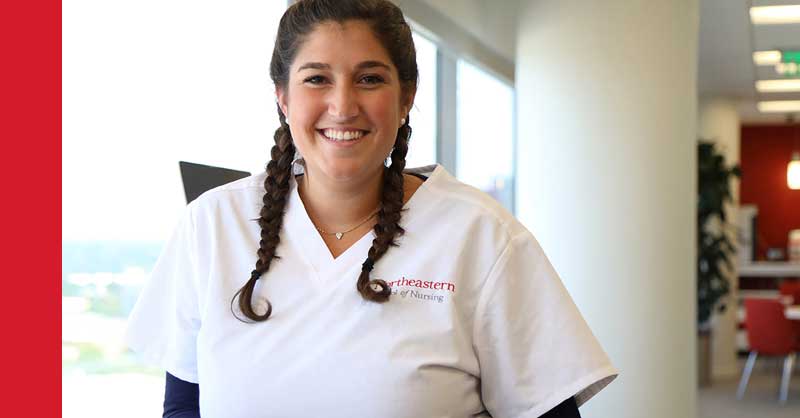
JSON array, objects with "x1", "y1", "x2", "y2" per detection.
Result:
[
  {"x1": 736, "y1": 298, "x2": 799, "y2": 404},
  {"x1": 779, "y1": 280, "x2": 800, "y2": 344}
]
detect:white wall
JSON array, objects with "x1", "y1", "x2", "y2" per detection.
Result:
[
  {"x1": 392, "y1": 0, "x2": 516, "y2": 82},
  {"x1": 418, "y1": 0, "x2": 519, "y2": 63},
  {"x1": 515, "y1": 1, "x2": 698, "y2": 417},
  {"x1": 698, "y1": 98, "x2": 741, "y2": 380}
]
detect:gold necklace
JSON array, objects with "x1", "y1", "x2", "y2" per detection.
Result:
[{"x1": 313, "y1": 208, "x2": 381, "y2": 240}]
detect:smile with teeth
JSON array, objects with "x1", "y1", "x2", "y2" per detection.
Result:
[{"x1": 320, "y1": 129, "x2": 368, "y2": 142}]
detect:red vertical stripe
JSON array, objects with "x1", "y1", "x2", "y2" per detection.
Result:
[
  {"x1": 0, "y1": 1, "x2": 62, "y2": 416},
  {"x1": 740, "y1": 125, "x2": 800, "y2": 260}
]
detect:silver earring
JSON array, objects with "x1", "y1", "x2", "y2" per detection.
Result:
[{"x1": 400, "y1": 117, "x2": 406, "y2": 125}]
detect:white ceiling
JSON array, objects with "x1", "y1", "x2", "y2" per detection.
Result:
[
  {"x1": 699, "y1": 0, "x2": 800, "y2": 124},
  {"x1": 418, "y1": 0, "x2": 519, "y2": 62},
  {"x1": 413, "y1": 0, "x2": 799, "y2": 125}
]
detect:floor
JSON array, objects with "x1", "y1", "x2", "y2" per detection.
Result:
[{"x1": 698, "y1": 357, "x2": 800, "y2": 418}]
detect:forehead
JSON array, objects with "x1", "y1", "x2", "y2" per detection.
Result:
[{"x1": 292, "y1": 20, "x2": 395, "y2": 71}]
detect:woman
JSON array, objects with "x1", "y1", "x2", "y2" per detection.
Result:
[{"x1": 126, "y1": 1, "x2": 617, "y2": 417}]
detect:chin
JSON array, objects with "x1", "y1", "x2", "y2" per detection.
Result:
[{"x1": 320, "y1": 159, "x2": 383, "y2": 183}]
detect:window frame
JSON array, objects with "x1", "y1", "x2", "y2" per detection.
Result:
[{"x1": 404, "y1": 4, "x2": 517, "y2": 214}]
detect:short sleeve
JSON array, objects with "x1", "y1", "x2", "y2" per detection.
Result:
[
  {"x1": 125, "y1": 206, "x2": 203, "y2": 383},
  {"x1": 474, "y1": 232, "x2": 617, "y2": 418}
]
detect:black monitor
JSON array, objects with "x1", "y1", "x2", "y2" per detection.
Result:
[{"x1": 179, "y1": 161, "x2": 251, "y2": 204}]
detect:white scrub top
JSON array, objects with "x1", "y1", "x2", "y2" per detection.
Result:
[{"x1": 126, "y1": 164, "x2": 617, "y2": 418}]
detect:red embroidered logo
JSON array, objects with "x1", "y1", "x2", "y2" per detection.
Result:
[
  {"x1": 386, "y1": 276, "x2": 455, "y2": 304},
  {"x1": 386, "y1": 276, "x2": 456, "y2": 292}
]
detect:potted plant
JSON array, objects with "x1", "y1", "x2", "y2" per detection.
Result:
[{"x1": 697, "y1": 141, "x2": 741, "y2": 387}]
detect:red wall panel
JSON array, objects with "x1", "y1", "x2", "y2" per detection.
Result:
[{"x1": 740, "y1": 125, "x2": 800, "y2": 260}]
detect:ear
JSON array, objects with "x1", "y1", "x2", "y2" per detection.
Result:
[{"x1": 275, "y1": 87, "x2": 289, "y2": 118}]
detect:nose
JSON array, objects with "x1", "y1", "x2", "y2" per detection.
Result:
[{"x1": 327, "y1": 83, "x2": 359, "y2": 121}]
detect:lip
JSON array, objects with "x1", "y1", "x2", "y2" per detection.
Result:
[
  {"x1": 316, "y1": 128, "x2": 371, "y2": 147},
  {"x1": 317, "y1": 126, "x2": 370, "y2": 132}
]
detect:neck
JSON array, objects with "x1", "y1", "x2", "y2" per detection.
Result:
[{"x1": 298, "y1": 167, "x2": 384, "y2": 231}]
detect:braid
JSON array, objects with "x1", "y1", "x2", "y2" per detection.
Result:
[
  {"x1": 232, "y1": 109, "x2": 295, "y2": 322},
  {"x1": 356, "y1": 116, "x2": 412, "y2": 302}
]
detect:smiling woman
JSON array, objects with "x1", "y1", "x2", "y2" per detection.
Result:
[
  {"x1": 124, "y1": 1, "x2": 616, "y2": 417},
  {"x1": 280, "y1": 20, "x2": 413, "y2": 186}
]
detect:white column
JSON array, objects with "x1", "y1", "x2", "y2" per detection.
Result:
[
  {"x1": 515, "y1": 1, "x2": 698, "y2": 417},
  {"x1": 698, "y1": 98, "x2": 741, "y2": 380}
]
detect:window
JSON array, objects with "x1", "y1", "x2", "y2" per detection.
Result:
[
  {"x1": 406, "y1": 32, "x2": 438, "y2": 168},
  {"x1": 62, "y1": 1, "x2": 287, "y2": 417},
  {"x1": 456, "y1": 59, "x2": 515, "y2": 210}
]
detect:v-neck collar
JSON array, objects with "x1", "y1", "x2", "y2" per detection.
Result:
[{"x1": 282, "y1": 164, "x2": 443, "y2": 284}]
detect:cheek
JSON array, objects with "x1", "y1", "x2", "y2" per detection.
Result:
[
  {"x1": 367, "y1": 93, "x2": 401, "y2": 127},
  {"x1": 287, "y1": 90, "x2": 325, "y2": 126}
]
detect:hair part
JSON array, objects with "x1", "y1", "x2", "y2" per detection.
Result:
[{"x1": 232, "y1": 0, "x2": 418, "y2": 322}]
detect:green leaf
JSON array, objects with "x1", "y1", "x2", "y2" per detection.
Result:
[{"x1": 696, "y1": 141, "x2": 738, "y2": 326}]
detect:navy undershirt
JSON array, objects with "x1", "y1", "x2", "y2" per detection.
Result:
[
  {"x1": 163, "y1": 372, "x2": 581, "y2": 418},
  {"x1": 163, "y1": 373, "x2": 200, "y2": 418}
]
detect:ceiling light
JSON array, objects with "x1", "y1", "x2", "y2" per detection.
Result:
[
  {"x1": 757, "y1": 101, "x2": 800, "y2": 113},
  {"x1": 750, "y1": 5, "x2": 800, "y2": 24},
  {"x1": 756, "y1": 79, "x2": 800, "y2": 93},
  {"x1": 753, "y1": 50, "x2": 782, "y2": 66}
]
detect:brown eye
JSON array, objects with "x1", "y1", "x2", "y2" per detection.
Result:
[
  {"x1": 359, "y1": 75, "x2": 385, "y2": 85},
  {"x1": 303, "y1": 75, "x2": 328, "y2": 85}
]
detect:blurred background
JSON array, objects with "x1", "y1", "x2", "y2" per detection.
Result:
[{"x1": 62, "y1": 0, "x2": 800, "y2": 417}]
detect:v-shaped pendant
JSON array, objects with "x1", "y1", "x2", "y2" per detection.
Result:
[{"x1": 335, "y1": 232, "x2": 344, "y2": 240}]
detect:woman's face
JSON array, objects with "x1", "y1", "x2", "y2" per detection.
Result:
[{"x1": 276, "y1": 20, "x2": 413, "y2": 184}]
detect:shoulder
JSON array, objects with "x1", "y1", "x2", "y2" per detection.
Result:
[{"x1": 411, "y1": 165, "x2": 530, "y2": 242}]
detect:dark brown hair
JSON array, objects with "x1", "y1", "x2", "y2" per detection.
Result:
[{"x1": 232, "y1": 0, "x2": 418, "y2": 321}]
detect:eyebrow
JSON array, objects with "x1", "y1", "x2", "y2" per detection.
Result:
[{"x1": 296, "y1": 60, "x2": 392, "y2": 72}]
